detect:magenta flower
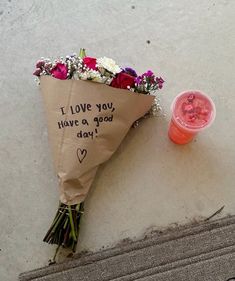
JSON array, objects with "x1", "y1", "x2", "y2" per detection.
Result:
[
  {"x1": 51, "y1": 63, "x2": 68, "y2": 80},
  {"x1": 83, "y1": 57, "x2": 97, "y2": 70},
  {"x1": 156, "y1": 77, "x2": 164, "y2": 89},
  {"x1": 135, "y1": 76, "x2": 142, "y2": 85},
  {"x1": 145, "y1": 70, "x2": 154, "y2": 77}
]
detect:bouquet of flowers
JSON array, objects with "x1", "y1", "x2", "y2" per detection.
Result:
[{"x1": 33, "y1": 49, "x2": 164, "y2": 259}]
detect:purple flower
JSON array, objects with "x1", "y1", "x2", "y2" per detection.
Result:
[
  {"x1": 145, "y1": 70, "x2": 154, "y2": 77},
  {"x1": 135, "y1": 76, "x2": 142, "y2": 85},
  {"x1": 123, "y1": 67, "x2": 137, "y2": 77},
  {"x1": 156, "y1": 77, "x2": 165, "y2": 89}
]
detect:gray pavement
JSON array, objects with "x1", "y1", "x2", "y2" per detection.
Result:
[{"x1": 19, "y1": 216, "x2": 235, "y2": 281}]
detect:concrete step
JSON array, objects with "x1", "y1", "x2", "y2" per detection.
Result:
[{"x1": 19, "y1": 216, "x2": 235, "y2": 281}]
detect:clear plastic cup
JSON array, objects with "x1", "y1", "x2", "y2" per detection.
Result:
[{"x1": 168, "y1": 90, "x2": 216, "y2": 144}]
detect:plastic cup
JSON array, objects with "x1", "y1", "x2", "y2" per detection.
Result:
[{"x1": 168, "y1": 90, "x2": 216, "y2": 144}]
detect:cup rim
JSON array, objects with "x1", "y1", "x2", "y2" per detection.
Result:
[{"x1": 171, "y1": 90, "x2": 216, "y2": 132}]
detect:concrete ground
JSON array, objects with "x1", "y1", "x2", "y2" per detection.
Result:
[
  {"x1": 0, "y1": 0, "x2": 234, "y2": 280},
  {"x1": 19, "y1": 216, "x2": 235, "y2": 281}
]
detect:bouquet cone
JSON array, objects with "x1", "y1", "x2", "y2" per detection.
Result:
[
  {"x1": 40, "y1": 76, "x2": 154, "y2": 205},
  {"x1": 33, "y1": 50, "x2": 164, "y2": 259}
]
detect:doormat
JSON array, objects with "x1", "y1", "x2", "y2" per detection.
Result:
[{"x1": 19, "y1": 215, "x2": 235, "y2": 281}]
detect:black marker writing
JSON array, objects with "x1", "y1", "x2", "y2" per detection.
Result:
[
  {"x1": 70, "y1": 103, "x2": 92, "y2": 114},
  {"x1": 60, "y1": 107, "x2": 66, "y2": 115},
  {"x1": 96, "y1": 103, "x2": 115, "y2": 112},
  {"x1": 58, "y1": 119, "x2": 79, "y2": 129},
  {"x1": 93, "y1": 115, "x2": 113, "y2": 127}
]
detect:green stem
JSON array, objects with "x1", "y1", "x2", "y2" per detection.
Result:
[
  {"x1": 43, "y1": 203, "x2": 62, "y2": 242},
  {"x1": 52, "y1": 244, "x2": 60, "y2": 263},
  {"x1": 68, "y1": 205, "x2": 77, "y2": 241},
  {"x1": 63, "y1": 216, "x2": 69, "y2": 229},
  {"x1": 44, "y1": 202, "x2": 84, "y2": 252},
  {"x1": 51, "y1": 209, "x2": 66, "y2": 234}
]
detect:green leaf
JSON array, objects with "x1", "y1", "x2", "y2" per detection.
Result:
[{"x1": 79, "y1": 48, "x2": 86, "y2": 59}]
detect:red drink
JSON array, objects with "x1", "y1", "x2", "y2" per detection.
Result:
[{"x1": 168, "y1": 91, "x2": 216, "y2": 144}]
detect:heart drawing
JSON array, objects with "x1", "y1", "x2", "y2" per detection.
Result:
[{"x1": 77, "y1": 148, "x2": 87, "y2": 164}]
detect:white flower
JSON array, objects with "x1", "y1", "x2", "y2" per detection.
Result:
[
  {"x1": 88, "y1": 70, "x2": 104, "y2": 83},
  {"x1": 96, "y1": 57, "x2": 121, "y2": 74},
  {"x1": 77, "y1": 70, "x2": 105, "y2": 83},
  {"x1": 79, "y1": 72, "x2": 88, "y2": 80},
  {"x1": 73, "y1": 72, "x2": 79, "y2": 80}
]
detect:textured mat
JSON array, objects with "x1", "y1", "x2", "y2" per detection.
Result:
[{"x1": 19, "y1": 216, "x2": 235, "y2": 281}]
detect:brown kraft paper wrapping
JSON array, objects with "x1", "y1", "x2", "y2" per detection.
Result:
[{"x1": 40, "y1": 76, "x2": 154, "y2": 205}]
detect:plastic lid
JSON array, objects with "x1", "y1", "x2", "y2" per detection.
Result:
[{"x1": 171, "y1": 90, "x2": 216, "y2": 132}]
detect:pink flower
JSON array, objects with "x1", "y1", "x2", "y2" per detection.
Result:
[
  {"x1": 51, "y1": 63, "x2": 68, "y2": 80},
  {"x1": 33, "y1": 68, "x2": 41, "y2": 77},
  {"x1": 83, "y1": 57, "x2": 97, "y2": 70},
  {"x1": 36, "y1": 60, "x2": 45, "y2": 68},
  {"x1": 156, "y1": 77, "x2": 164, "y2": 89}
]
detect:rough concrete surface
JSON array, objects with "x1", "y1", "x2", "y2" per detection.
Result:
[
  {"x1": 19, "y1": 216, "x2": 235, "y2": 281},
  {"x1": 0, "y1": 0, "x2": 235, "y2": 280}
]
